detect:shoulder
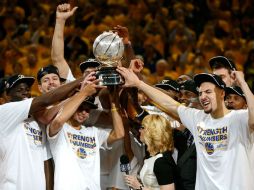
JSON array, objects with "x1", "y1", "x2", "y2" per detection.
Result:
[
  {"x1": 153, "y1": 152, "x2": 175, "y2": 172},
  {"x1": 153, "y1": 152, "x2": 176, "y2": 185}
]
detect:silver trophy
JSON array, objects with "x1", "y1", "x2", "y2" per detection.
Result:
[{"x1": 93, "y1": 31, "x2": 124, "y2": 86}]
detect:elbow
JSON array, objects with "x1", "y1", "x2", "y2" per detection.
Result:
[
  {"x1": 51, "y1": 117, "x2": 64, "y2": 130},
  {"x1": 48, "y1": 118, "x2": 64, "y2": 137}
]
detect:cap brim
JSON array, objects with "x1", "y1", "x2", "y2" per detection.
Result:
[
  {"x1": 60, "y1": 77, "x2": 66, "y2": 82},
  {"x1": 225, "y1": 87, "x2": 244, "y2": 98},
  {"x1": 194, "y1": 73, "x2": 225, "y2": 89},
  {"x1": 17, "y1": 77, "x2": 35, "y2": 88},
  {"x1": 155, "y1": 84, "x2": 179, "y2": 92},
  {"x1": 81, "y1": 101, "x2": 98, "y2": 109},
  {"x1": 209, "y1": 56, "x2": 236, "y2": 71},
  {"x1": 79, "y1": 61, "x2": 101, "y2": 72}
]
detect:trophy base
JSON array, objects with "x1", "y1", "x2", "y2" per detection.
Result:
[{"x1": 96, "y1": 67, "x2": 124, "y2": 86}]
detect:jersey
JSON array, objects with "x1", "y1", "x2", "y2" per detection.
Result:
[
  {"x1": 178, "y1": 105, "x2": 254, "y2": 190},
  {"x1": 0, "y1": 99, "x2": 50, "y2": 190},
  {"x1": 47, "y1": 123, "x2": 110, "y2": 190}
]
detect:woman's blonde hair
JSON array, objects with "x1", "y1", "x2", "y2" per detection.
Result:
[{"x1": 142, "y1": 114, "x2": 174, "y2": 155}]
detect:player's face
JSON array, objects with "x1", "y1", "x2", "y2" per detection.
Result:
[
  {"x1": 225, "y1": 94, "x2": 247, "y2": 110},
  {"x1": 8, "y1": 83, "x2": 31, "y2": 102},
  {"x1": 179, "y1": 90, "x2": 197, "y2": 106},
  {"x1": 83, "y1": 67, "x2": 97, "y2": 77},
  {"x1": 213, "y1": 68, "x2": 233, "y2": 87},
  {"x1": 73, "y1": 106, "x2": 91, "y2": 123},
  {"x1": 199, "y1": 82, "x2": 222, "y2": 114},
  {"x1": 38, "y1": 73, "x2": 61, "y2": 93}
]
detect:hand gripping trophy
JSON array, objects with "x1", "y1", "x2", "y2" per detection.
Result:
[{"x1": 93, "y1": 31, "x2": 124, "y2": 86}]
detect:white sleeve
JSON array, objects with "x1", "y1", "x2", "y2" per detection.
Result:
[
  {"x1": 97, "y1": 127, "x2": 111, "y2": 148},
  {"x1": 46, "y1": 124, "x2": 64, "y2": 147},
  {"x1": 177, "y1": 105, "x2": 201, "y2": 135},
  {"x1": 0, "y1": 98, "x2": 33, "y2": 136},
  {"x1": 234, "y1": 110, "x2": 254, "y2": 145},
  {"x1": 66, "y1": 69, "x2": 76, "y2": 83}
]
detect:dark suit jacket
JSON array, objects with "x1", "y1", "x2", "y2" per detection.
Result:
[{"x1": 176, "y1": 144, "x2": 197, "y2": 190}]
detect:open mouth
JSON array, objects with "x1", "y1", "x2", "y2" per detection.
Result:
[{"x1": 201, "y1": 100, "x2": 210, "y2": 108}]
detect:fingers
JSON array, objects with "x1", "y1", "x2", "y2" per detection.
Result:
[
  {"x1": 116, "y1": 66, "x2": 129, "y2": 76},
  {"x1": 57, "y1": 3, "x2": 78, "y2": 14},
  {"x1": 57, "y1": 3, "x2": 71, "y2": 12},
  {"x1": 71, "y1": 6, "x2": 78, "y2": 14}
]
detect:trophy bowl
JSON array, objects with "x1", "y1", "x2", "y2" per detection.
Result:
[{"x1": 93, "y1": 31, "x2": 124, "y2": 86}]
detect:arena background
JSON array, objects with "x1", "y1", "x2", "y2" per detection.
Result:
[{"x1": 0, "y1": 0, "x2": 254, "y2": 95}]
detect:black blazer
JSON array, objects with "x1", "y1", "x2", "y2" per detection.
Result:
[{"x1": 176, "y1": 143, "x2": 197, "y2": 190}]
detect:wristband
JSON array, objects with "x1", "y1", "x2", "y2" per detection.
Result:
[{"x1": 111, "y1": 108, "x2": 119, "y2": 112}]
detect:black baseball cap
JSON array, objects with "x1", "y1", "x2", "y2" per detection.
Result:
[
  {"x1": 194, "y1": 73, "x2": 226, "y2": 89},
  {"x1": 209, "y1": 56, "x2": 236, "y2": 71},
  {"x1": 37, "y1": 65, "x2": 65, "y2": 82},
  {"x1": 155, "y1": 79, "x2": 180, "y2": 92},
  {"x1": 79, "y1": 96, "x2": 98, "y2": 110},
  {"x1": 225, "y1": 86, "x2": 245, "y2": 99},
  {"x1": 180, "y1": 80, "x2": 198, "y2": 95},
  {"x1": 5, "y1": 74, "x2": 35, "y2": 93},
  {"x1": 79, "y1": 58, "x2": 101, "y2": 73}
]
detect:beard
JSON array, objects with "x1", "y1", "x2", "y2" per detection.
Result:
[{"x1": 204, "y1": 107, "x2": 212, "y2": 114}]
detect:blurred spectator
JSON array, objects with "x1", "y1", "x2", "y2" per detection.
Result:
[{"x1": 243, "y1": 49, "x2": 254, "y2": 92}]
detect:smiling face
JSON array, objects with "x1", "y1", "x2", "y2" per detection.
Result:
[
  {"x1": 38, "y1": 73, "x2": 61, "y2": 93},
  {"x1": 198, "y1": 82, "x2": 225, "y2": 114},
  {"x1": 72, "y1": 109, "x2": 90, "y2": 124}
]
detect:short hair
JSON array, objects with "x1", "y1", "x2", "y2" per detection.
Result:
[
  {"x1": 142, "y1": 114, "x2": 174, "y2": 155},
  {"x1": 211, "y1": 62, "x2": 232, "y2": 74}
]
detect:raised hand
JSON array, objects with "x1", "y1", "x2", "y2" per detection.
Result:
[
  {"x1": 231, "y1": 71, "x2": 245, "y2": 87},
  {"x1": 116, "y1": 66, "x2": 141, "y2": 87},
  {"x1": 113, "y1": 25, "x2": 130, "y2": 44},
  {"x1": 56, "y1": 3, "x2": 78, "y2": 20},
  {"x1": 81, "y1": 82, "x2": 98, "y2": 97},
  {"x1": 129, "y1": 58, "x2": 144, "y2": 73}
]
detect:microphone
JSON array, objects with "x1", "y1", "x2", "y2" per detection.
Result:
[
  {"x1": 120, "y1": 155, "x2": 133, "y2": 190},
  {"x1": 120, "y1": 154, "x2": 131, "y2": 174}
]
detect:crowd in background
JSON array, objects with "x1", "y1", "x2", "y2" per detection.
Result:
[{"x1": 1, "y1": 0, "x2": 254, "y2": 96}]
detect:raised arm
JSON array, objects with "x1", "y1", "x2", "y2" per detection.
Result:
[
  {"x1": 116, "y1": 66, "x2": 181, "y2": 119},
  {"x1": 233, "y1": 71, "x2": 254, "y2": 131},
  {"x1": 107, "y1": 86, "x2": 125, "y2": 144},
  {"x1": 30, "y1": 76, "x2": 85, "y2": 115},
  {"x1": 51, "y1": 3, "x2": 78, "y2": 78},
  {"x1": 48, "y1": 81, "x2": 98, "y2": 137},
  {"x1": 114, "y1": 25, "x2": 135, "y2": 67}
]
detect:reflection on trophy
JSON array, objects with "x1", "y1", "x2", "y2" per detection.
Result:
[{"x1": 93, "y1": 31, "x2": 124, "y2": 86}]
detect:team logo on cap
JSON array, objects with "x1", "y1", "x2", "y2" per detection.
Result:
[{"x1": 161, "y1": 80, "x2": 168, "y2": 84}]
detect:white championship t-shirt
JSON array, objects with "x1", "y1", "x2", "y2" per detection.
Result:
[
  {"x1": 47, "y1": 123, "x2": 110, "y2": 190},
  {"x1": 0, "y1": 99, "x2": 50, "y2": 190},
  {"x1": 178, "y1": 105, "x2": 254, "y2": 190}
]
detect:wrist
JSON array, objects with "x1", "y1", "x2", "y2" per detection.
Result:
[
  {"x1": 56, "y1": 17, "x2": 67, "y2": 23},
  {"x1": 136, "y1": 80, "x2": 143, "y2": 89},
  {"x1": 111, "y1": 107, "x2": 119, "y2": 112},
  {"x1": 124, "y1": 40, "x2": 131, "y2": 46}
]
